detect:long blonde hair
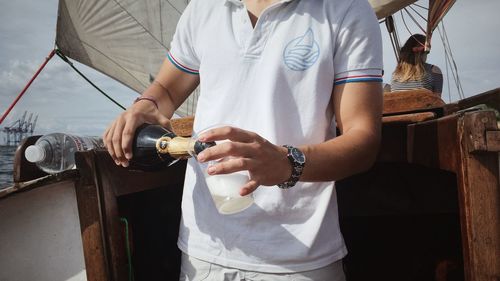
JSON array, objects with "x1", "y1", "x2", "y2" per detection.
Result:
[{"x1": 392, "y1": 34, "x2": 427, "y2": 82}]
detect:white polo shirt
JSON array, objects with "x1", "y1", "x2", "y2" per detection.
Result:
[{"x1": 169, "y1": 0, "x2": 383, "y2": 273}]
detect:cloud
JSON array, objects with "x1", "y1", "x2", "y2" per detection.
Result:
[
  {"x1": 0, "y1": 60, "x2": 37, "y2": 92},
  {"x1": 0, "y1": 57, "x2": 137, "y2": 138}
]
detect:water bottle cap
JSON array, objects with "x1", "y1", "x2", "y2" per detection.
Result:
[{"x1": 25, "y1": 145, "x2": 46, "y2": 163}]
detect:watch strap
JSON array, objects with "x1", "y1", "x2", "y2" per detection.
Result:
[{"x1": 277, "y1": 145, "x2": 305, "y2": 189}]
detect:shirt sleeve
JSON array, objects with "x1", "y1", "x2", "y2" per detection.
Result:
[
  {"x1": 333, "y1": 0, "x2": 383, "y2": 85},
  {"x1": 168, "y1": 1, "x2": 200, "y2": 75}
]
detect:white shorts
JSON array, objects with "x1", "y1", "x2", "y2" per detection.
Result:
[{"x1": 179, "y1": 253, "x2": 346, "y2": 281}]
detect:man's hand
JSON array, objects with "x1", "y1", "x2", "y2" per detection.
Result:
[
  {"x1": 196, "y1": 126, "x2": 291, "y2": 196},
  {"x1": 103, "y1": 99, "x2": 172, "y2": 167},
  {"x1": 102, "y1": 58, "x2": 200, "y2": 167}
]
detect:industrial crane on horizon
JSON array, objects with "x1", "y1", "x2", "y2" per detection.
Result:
[{"x1": 1, "y1": 111, "x2": 38, "y2": 146}]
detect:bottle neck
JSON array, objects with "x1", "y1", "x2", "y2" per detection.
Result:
[
  {"x1": 158, "y1": 136, "x2": 196, "y2": 159},
  {"x1": 25, "y1": 141, "x2": 52, "y2": 163},
  {"x1": 156, "y1": 136, "x2": 215, "y2": 159}
]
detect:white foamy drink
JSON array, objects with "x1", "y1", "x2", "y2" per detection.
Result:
[{"x1": 204, "y1": 171, "x2": 254, "y2": 215}]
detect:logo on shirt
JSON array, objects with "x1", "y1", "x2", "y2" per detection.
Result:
[{"x1": 283, "y1": 28, "x2": 320, "y2": 71}]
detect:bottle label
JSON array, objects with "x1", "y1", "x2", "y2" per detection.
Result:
[
  {"x1": 67, "y1": 135, "x2": 105, "y2": 151},
  {"x1": 164, "y1": 136, "x2": 193, "y2": 159}
]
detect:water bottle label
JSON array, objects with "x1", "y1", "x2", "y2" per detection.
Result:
[{"x1": 67, "y1": 135, "x2": 104, "y2": 151}]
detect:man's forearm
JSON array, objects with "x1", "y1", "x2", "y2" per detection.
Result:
[
  {"x1": 138, "y1": 58, "x2": 200, "y2": 119},
  {"x1": 141, "y1": 81, "x2": 177, "y2": 119},
  {"x1": 299, "y1": 128, "x2": 380, "y2": 182}
]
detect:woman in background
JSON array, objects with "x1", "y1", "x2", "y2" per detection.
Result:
[{"x1": 391, "y1": 34, "x2": 443, "y2": 97}]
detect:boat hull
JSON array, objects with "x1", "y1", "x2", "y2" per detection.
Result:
[{"x1": 0, "y1": 180, "x2": 86, "y2": 281}]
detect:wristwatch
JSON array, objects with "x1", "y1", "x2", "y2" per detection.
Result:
[{"x1": 277, "y1": 145, "x2": 306, "y2": 189}]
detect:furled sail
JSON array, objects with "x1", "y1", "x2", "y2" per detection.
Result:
[
  {"x1": 368, "y1": 0, "x2": 418, "y2": 19},
  {"x1": 369, "y1": 0, "x2": 456, "y2": 52},
  {"x1": 55, "y1": 0, "x2": 198, "y2": 117},
  {"x1": 425, "y1": 0, "x2": 456, "y2": 50}
]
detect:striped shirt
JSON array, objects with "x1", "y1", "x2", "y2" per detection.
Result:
[{"x1": 391, "y1": 63, "x2": 443, "y2": 94}]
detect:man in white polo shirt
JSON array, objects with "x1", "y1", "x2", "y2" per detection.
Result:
[{"x1": 104, "y1": 0, "x2": 383, "y2": 279}]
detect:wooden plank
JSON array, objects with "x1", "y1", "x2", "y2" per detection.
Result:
[
  {"x1": 0, "y1": 170, "x2": 78, "y2": 199},
  {"x1": 406, "y1": 110, "x2": 500, "y2": 280},
  {"x1": 91, "y1": 150, "x2": 186, "y2": 197},
  {"x1": 456, "y1": 88, "x2": 500, "y2": 112},
  {"x1": 457, "y1": 111, "x2": 500, "y2": 281},
  {"x1": 382, "y1": 112, "x2": 436, "y2": 124},
  {"x1": 486, "y1": 131, "x2": 500, "y2": 152},
  {"x1": 93, "y1": 152, "x2": 128, "y2": 281},
  {"x1": 383, "y1": 89, "x2": 445, "y2": 115},
  {"x1": 171, "y1": 116, "x2": 194, "y2": 137},
  {"x1": 463, "y1": 111, "x2": 498, "y2": 153},
  {"x1": 74, "y1": 152, "x2": 109, "y2": 281},
  {"x1": 407, "y1": 114, "x2": 460, "y2": 173},
  {"x1": 444, "y1": 88, "x2": 500, "y2": 115}
]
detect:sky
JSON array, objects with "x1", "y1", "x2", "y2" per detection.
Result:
[{"x1": 0, "y1": 0, "x2": 499, "y2": 142}]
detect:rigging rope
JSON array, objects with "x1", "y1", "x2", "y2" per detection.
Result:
[
  {"x1": 442, "y1": 23, "x2": 465, "y2": 99},
  {"x1": 402, "y1": 8, "x2": 426, "y2": 35},
  {"x1": 408, "y1": 5, "x2": 427, "y2": 22},
  {"x1": 55, "y1": 49, "x2": 126, "y2": 110},
  {"x1": 412, "y1": 3, "x2": 429, "y2": 11},
  {"x1": 437, "y1": 22, "x2": 465, "y2": 100},
  {"x1": 442, "y1": 28, "x2": 452, "y2": 102}
]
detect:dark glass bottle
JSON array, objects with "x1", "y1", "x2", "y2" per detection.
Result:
[{"x1": 130, "y1": 124, "x2": 215, "y2": 170}]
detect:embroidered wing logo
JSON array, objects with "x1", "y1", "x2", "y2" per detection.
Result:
[{"x1": 283, "y1": 28, "x2": 320, "y2": 71}]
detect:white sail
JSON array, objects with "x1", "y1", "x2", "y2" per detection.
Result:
[{"x1": 55, "y1": 0, "x2": 198, "y2": 117}]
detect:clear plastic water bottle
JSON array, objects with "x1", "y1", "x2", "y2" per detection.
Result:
[{"x1": 24, "y1": 133, "x2": 104, "y2": 174}]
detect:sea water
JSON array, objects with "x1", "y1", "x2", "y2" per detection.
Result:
[
  {"x1": 0, "y1": 146, "x2": 16, "y2": 189},
  {"x1": 204, "y1": 171, "x2": 254, "y2": 215}
]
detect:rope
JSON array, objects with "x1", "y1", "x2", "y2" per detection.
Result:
[
  {"x1": 441, "y1": 23, "x2": 465, "y2": 99},
  {"x1": 437, "y1": 22, "x2": 465, "y2": 100},
  {"x1": 408, "y1": 5, "x2": 428, "y2": 22},
  {"x1": 402, "y1": 8, "x2": 426, "y2": 35},
  {"x1": 0, "y1": 49, "x2": 56, "y2": 124},
  {"x1": 120, "y1": 217, "x2": 134, "y2": 281},
  {"x1": 55, "y1": 49, "x2": 126, "y2": 110},
  {"x1": 441, "y1": 26, "x2": 452, "y2": 103}
]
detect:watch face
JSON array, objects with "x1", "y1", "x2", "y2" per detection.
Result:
[{"x1": 291, "y1": 147, "x2": 305, "y2": 164}]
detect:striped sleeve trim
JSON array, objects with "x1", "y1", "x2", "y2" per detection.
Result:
[
  {"x1": 334, "y1": 74, "x2": 383, "y2": 85},
  {"x1": 167, "y1": 52, "x2": 199, "y2": 75}
]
